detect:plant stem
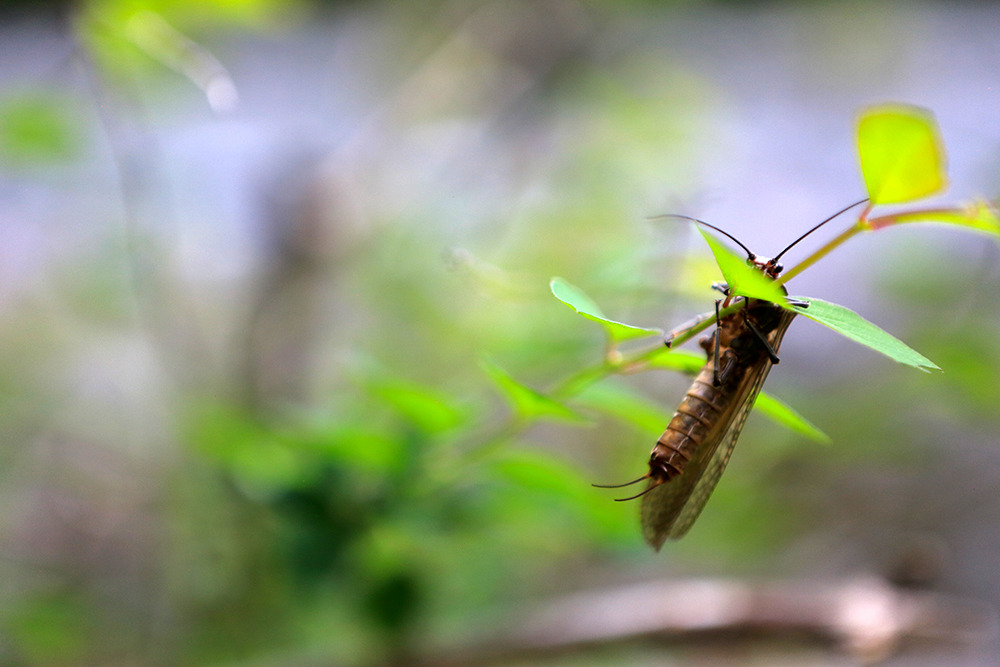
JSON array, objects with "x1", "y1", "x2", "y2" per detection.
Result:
[
  {"x1": 865, "y1": 206, "x2": 967, "y2": 229},
  {"x1": 551, "y1": 361, "x2": 615, "y2": 400},
  {"x1": 777, "y1": 224, "x2": 861, "y2": 286}
]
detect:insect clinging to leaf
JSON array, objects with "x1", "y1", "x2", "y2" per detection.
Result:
[
  {"x1": 545, "y1": 106, "x2": 996, "y2": 549},
  {"x1": 595, "y1": 199, "x2": 869, "y2": 549}
]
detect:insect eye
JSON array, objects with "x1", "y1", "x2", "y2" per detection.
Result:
[{"x1": 772, "y1": 263, "x2": 783, "y2": 274}]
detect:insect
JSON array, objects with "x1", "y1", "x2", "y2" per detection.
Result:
[{"x1": 596, "y1": 200, "x2": 868, "y2": 549}]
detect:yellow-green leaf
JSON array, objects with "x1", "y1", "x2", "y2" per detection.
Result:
[
  {"x1": 697, "y1": 228, "x2": 789, "y2": 307},
  {"x1": 0, "y1": 93, "x2": 79, "y2": 165},
  {"x1": 857, "y1": 104, "x2": 947, "y2": 205}
]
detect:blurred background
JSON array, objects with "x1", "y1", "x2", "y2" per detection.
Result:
[{"x1": 2, "y1": 0, "x2": 1000, "y2": 664}]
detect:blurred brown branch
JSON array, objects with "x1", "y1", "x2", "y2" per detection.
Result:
[{"x1": 412, "y1": 576, "x2": 996, "y2": 665}]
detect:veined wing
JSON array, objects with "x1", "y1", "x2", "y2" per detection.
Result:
[
  {"x1": 640, "y1": 359, "x2": 774, "y2": 549},
  {"x1": 641, "y1": 308, "x2": 796, "y2": 549}
]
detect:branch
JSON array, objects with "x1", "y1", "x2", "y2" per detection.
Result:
[{"x1": 411, "y1": 577, "x2": 996, "y2": 665}]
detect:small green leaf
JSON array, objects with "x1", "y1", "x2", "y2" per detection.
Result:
[
  {"x1": 182, "y1": 403, "x2": 307, "y2": 491},
  {"x1": 857, "y1": 104, "x2": 947, "y2": 205},
  {"x1": 754, "y1": 393, "x2": 831, "y2": 444},
  {"x1": 0, "y1": 93, "x2": 79, "y2": 165},
  {"x1": 367, "y1": 378, "x2": 466, "y2": 433},
  {"x1": 646, "y1": 347, "x2": 830, "y2": 441},
  {"x1": 488, "y1": 448, "x2": 624, "y2": 536},
  {"x1": 480, "y1": 357, "x2": 583, "y2": 423},
  {"x1": 791, "y1": 297, "x2": 939, "y2": 371},
  {"x1": 491, "y1": 448, "x2": 592, "y2": 501},
  {"x1": 645, "y1": 347, "x2": 706, "y2": 374},
  {"x1": 697, "y1": 228, "x2": 789, "y2": 307},
  {"x1": 574, "y1": 382, "x2": 672, "y2": 433},
  {"x1": 550, "y1": 277, "x2": 604, "y2": 318},
  {"x1": 550, "y1": 277, "x2": 662, "y2": 342},
  {"x1": 310, "y1": 425, "x2": 404, "y2": 474}
]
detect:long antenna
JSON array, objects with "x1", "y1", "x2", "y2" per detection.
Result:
[
  {"x1": 592, "y1": 475, "x2": 647, "y2": 489},
  {"x1": 771, "y1": 197, "x2": 869, "y2": 263},
  {"x1": 592, "y1": 475, "x2": 655, "y2": 502},
  {"x1": 651, "y1": 214, "x2": 755, "y2": 258},
  {"x1": 611, "y1": 484, "x2": 659, "y2": 502}
]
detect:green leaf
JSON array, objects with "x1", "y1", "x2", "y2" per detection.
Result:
[
  {"x1": 791, "y1": 297, "x2": 939, "y2": 371},
  {"x1": 366, "y1": 378, "x2": 466, "y2": 433},
  {"x1": 645, "y1": 347, "x2": 706, "y2": 374},
  {"x1": 857, "y1": 104, "x2": 947, "y2": 205},
  {"x1": 6, "y1": 592, "x2": 91, "y2": 664},
  {"x1": 490, "y1": 448, "x2": 592, "y2": 501},
  {"x1": 309, "y1": 424, "x2": 404, "y2": 474},
  {"x1": 480, "y1": 357, "x2": 584, "y2": 423},
  {"x1": 79, "y1": 0, "x2": 294, "y2": 89},
  {"x1": 550, "y1": 277, "x2": 662, "y2": 342},
  {"x1": 488, "y1": 447, "x2": 625, "y2": 537},
  {"x1": 182, "y1": 403, "x2": 306, "y2": 491},
  {"x1": 645, "y1": 347, "x2": 830, "y2": 442},
  {"x1": 697, "y1": 228, "x2": 789, "y2": 307},
  {"x1": 0, "y1": 93, "x2": 79, "y2": 165},
  {"x1": 573, "y1": 382, "x2": 671, "y2": 433},
  {"x1": 754, "y1": 393, "x2": 831, "y2": 444}
]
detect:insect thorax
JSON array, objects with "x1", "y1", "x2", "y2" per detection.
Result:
[{"x1": 726, "y1": 300, "x2": 785, "y2": 360}]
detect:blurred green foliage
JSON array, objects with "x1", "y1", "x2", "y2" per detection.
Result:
[
  {"x1": 0, "y1": 93, "x2": 80, "y2": 166},
  {"x1": 2, "y1": 1, "x2": 999, "y2": 665}
]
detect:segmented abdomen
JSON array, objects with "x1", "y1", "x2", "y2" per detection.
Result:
[{"x1": 649, "y1": 362, "x2": 734, "y2": 481}]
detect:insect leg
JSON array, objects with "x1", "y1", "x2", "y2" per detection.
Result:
[
  {"x1": 712, "y1": 348, "x2": 739, "y2": 386},
  {"x1": 663, "y1": 310, "x2": 715, "y2": 348},
  {"x1": 712, "y1": 299, "x2": 722, "y2": 386},
  {"x1": 742, "y1": 307, "x2": 781, "y2": 363},
  {"x1": 663, "y1": 284, "x2": 735, "y2": 348}
]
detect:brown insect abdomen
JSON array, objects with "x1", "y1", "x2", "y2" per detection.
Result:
[{"x1": 649, "y1": 369, "x2": 728, "y2": 481}]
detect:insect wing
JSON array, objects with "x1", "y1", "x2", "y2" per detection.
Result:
[{"x1": 640, "y1": 361, "x2": 772, "y2": 549}]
